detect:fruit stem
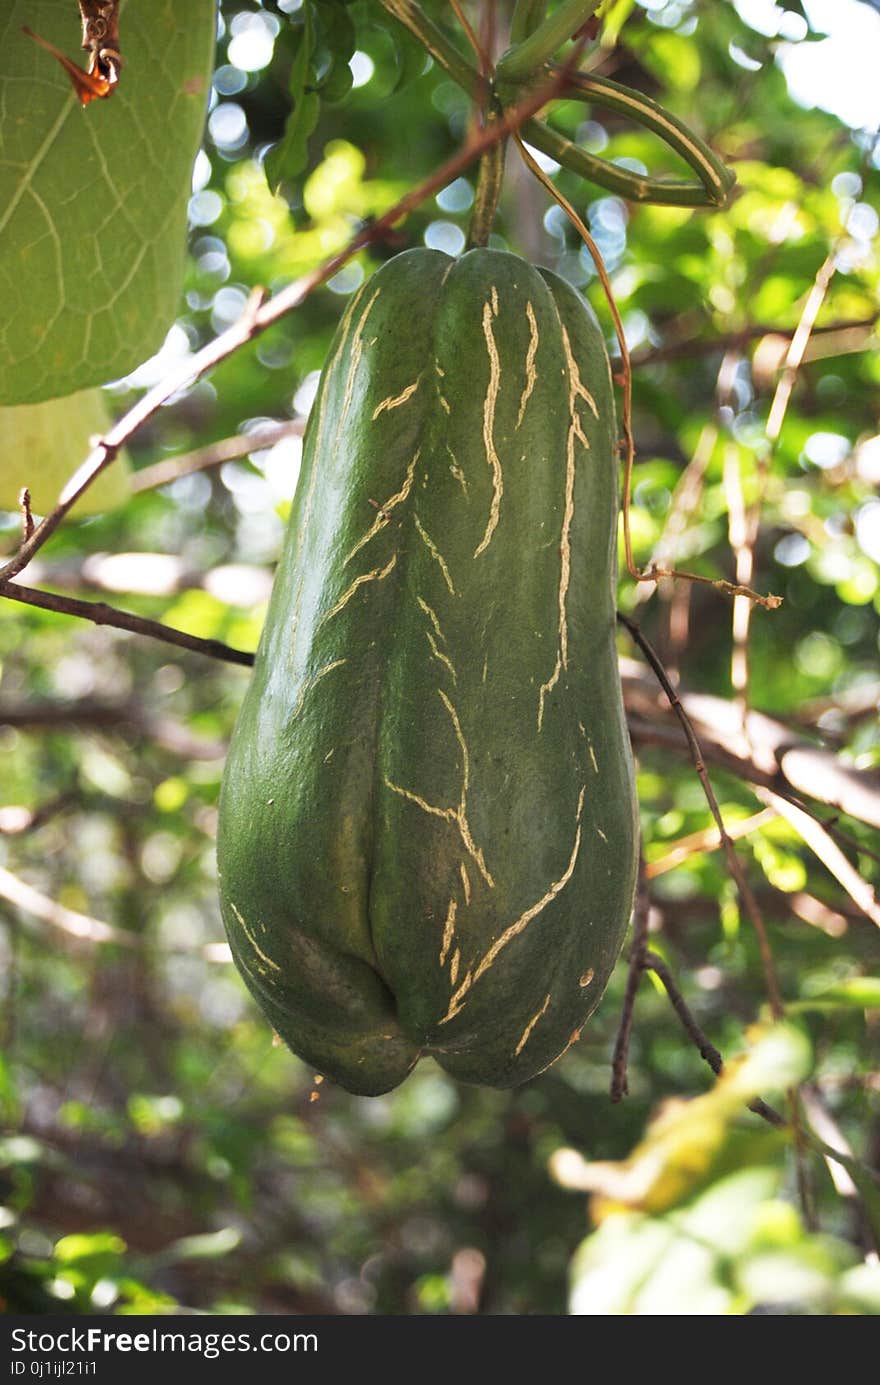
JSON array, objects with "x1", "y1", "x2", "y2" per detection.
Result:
[{"x1": 467, "y1": 107, "x2": 506, "y2": 248}]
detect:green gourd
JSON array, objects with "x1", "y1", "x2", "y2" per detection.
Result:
[{"x1": 217, "y1": 247, "x2": 639, "y2": 1095}]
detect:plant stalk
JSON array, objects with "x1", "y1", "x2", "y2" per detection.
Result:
[
  {"x1": 496, "y1": 0, "x2": 602, "y2": 84},
  {"x1": 379, "y1": 0, "x2": 484, "y2": 99},
  {"x1": 467, "y1": 107, "x2": 507, "y2": 247}
]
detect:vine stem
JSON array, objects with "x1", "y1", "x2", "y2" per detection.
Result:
[
  {"x1": 617, "y1": 612, "x2": 785, "y2": 1021},
  {"x1": 379, "y1": 0, "x2": 484, "y2": 99},
  {"x1": 510, "y1": 0, "x2": 547, "y2": 45},
  {"x1": 467, "y1": 107, "x2": 506, "y2": 247},
  {"x1": 552, "y1": 67, "x2": 735, "y2": 207},
  {"x1": 448, "y1": 0, "x2": 488, "y2": 73},
  {"x1": 515, "y1": 135, "x2": 780, "y2": 611},
  {"x1": 610, "y1": 855, "x2": 650, "y2": 1102},
  {"x1": 496, "y1": 0, "x2": 601, "y2": 83}
]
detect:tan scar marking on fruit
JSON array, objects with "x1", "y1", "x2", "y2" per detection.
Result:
[
  {"x1": 474, "y1": 301, "x2": 503, "y2": 558},
  {"x1": 460, "y1": 862, "x2": 471, "y2": 905},
  {"x1": 438, "y1": 690, "x2": 493, "y2": 887},
  {"x1": 344, "y1": 451, "x2": 419, "y2": 566},
  {"x1": 537, "y1": 325, "x2": 595, "y2": 730},
  {"x1": 229, "y1": 903, "x2": 281, "y2": 975},
  {"x1": 383, "y1": 692, "x2": 494, "y2": 890},
  {"x1": 440, "y1": 787, "x2": 585, "y2": 1024},
  {"x1": 425, "y1": 629, "x2": 457, "y2": 684},
  {"x1": 439, "y1": 898, "x2": 457, "y2": 966},
  {"x1": 450, "y1": 949, "x2": 462, "y2": 985},
  {"x1": 371, "y1": 378, "x2": 421, "y2": 420},
  {"x1": 417, "y1": 596, "x2": 445, "y2": 641},
  {"x1": 446, "y1": 444, "x2": 468, "y2": 495},
  {"x1": 579, "y1": 968, "x2": 595, "y2": 987},
  {"x1": 514, "y1": 993, "x2": 551, "y2": 1056},
  {"x1": 587, "y1": 740, "x2": 599, "y2": 774},
  {"x1": 515, "y1": 301, "x2": 539, "y2": 430},
  {"x1": 490, "y1": 285, "x2": 499, "y2": 315},
  {"x1": 561, "y1": 323, "x2": 599, "y2": 418},
  {"x1": 337, "y1": 289, "x2": 382, "y2": 436},
  {"x1": 290, "y1": 287, "x2": 379, "y2": 640},
  {"x1": 292, "y1": 658, "x2": 347, "y2": 717},
  {"x1": 596, "y1": 827, "x2": 608, "y2": 843},
  {"x1": 320, "y1": 553, "x2": 397, "y2": 626},
  {"x1": 414, "y1": 514, "x2": 455, "y2": 594}
]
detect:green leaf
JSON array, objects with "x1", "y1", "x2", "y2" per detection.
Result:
[
  {"x1": 0, "y1": 0, "x2": 216, "y2": 404},
  {"x1": 54, "y1": 1232, "x2": 126, "y2": 1266},
  {"x1": 265, "y1": 93, "x2": 321, "y2": 193},
  {"x1": 0, "y1": 388, "x2": 129, "y2": 514},
  {"x1": 266, "y1": 5, "x2": 320, "y2": 191},
  {"x1": 791, "y1": 978, "x2": 880, "y2": 1012}
]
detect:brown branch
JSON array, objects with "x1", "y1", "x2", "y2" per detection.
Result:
[
  {"x1": 642, "y1": 950, "x2": 785, "y2": 1129},
  {"x1": 0, "y1": 579, "x2": 254, "y2": 667},
  {"x1": 766, "y1": 252, "x2": 838, "y2": 444},
  {"x1": 0, "y1": 698, "x2": 227, "y2": 760},
  {"x1": 632, "y1": 420, "x2": 717, "y2": 614},
  {"x1": 130, "y1": 423, "x2": 304, "y2": 494},
  {"x1": 621, "y1": 660, "x2": 880, "y2": 834},
  {"x1": 19, "y1": 487, "x2": 34, "y2": 540},
  {"x1": 449, "y1": 0, "x2": 488, "y2": 73},
  {"x1": 0, "y1": 67, "x2": 572, "y2": 585},
  {"x1": 618, "y1": 613, "x2": 785, "y2": 1018},
  {"x1": 0, "y1": 794, "x2": 76, "y2": 836},
  {"x1": 0, "y1": 864, "x2": 231, "y2": 962},
  {"x1": 629, "y1": 316, "x2": 877, "y2": 368},
  {"x1": 755, "y1": 788, "x2": 880, "y2": 928},
  {"x1": 642, "y1": 950, "x2": 724, "y2": 1074},
  {"x1": 646, "y1": 807, "x2": 778, "y2": 878},
  {"x1": 611, "y1": 856, "x2": 650, "y2": 1102}
]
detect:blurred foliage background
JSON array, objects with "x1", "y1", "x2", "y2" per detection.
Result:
[{"x1": 0, "y1": 0, "x2": 878, "y2": 1315}]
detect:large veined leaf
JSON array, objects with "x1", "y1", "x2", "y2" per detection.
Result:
[{"x1": 0, "y1": 0, "x2": 216, "y2": 405}]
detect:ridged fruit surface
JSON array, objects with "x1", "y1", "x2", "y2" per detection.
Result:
[{"x1": 218, "y1": 247, "x2": 639, "y2": 1095}]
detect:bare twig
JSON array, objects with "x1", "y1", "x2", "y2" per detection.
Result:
[
  {"x1": 618, "y1": 614, "x2": 785, "y2": 1018},
  {"x1": 621, "y1": 658, "x2": 880, "y2": 834},
  {"x1": 0, "y1": 579, "x2": 254, "y2": 667},
  {"x1": 449, "y1": 0, "x2": 488, "y2": 73},
  {"x1": 723, "y1": 441, "x2": 754, "y2": 713},
  {"x1": 629, "y1": 315, "x2": 877, "y2": 368},
  {"x1": 766, "y1": 251, "x2": 839, "y2": 445},
  {"x1": 646, "y1": 807, "x2": 778, "y2": 878},
  {"x1": 755, "y1": 789, "x2": 880, "y2": 928},
  {"x1": 642, "y1": 950, "x2": 724, "y2": 1074},
  {"x1": 0, "y1": 864, "x2": 231, "y2": 963},
  {"x1": 642, "y1": 951, "x2": 786, "y2": 1129},
  {"x1": 0, "y1": 795, "x2": 76, "y2": 836},
  {"x1": 18, "y1": 488, "x2": 34, "y2": 540},
  {"x1": 0, "y1": 69, "x2": 569, "y2": 586},
  {"x1": 611, "y1": 856, "x2": 650, "y2": 1102},
  {"x1": 131, "y1": 422, "x2": 304, "y2": 494},
  {"x1": 632, "y1": 421, "x2": 717, "y2": 611},
  {"x1": 515, "y1": 135, "x2": 779, "y2": 611},
  {"x1": 0, "y1": 699, "x2": 227, "y2": 760}
]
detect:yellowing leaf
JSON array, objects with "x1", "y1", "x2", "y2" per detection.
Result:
[{"x1": 0, "y1": 388, "x2": 129, "y2": 514}]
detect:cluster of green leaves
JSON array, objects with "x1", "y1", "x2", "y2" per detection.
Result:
[{"x1": 0, "y1": 0, "x2": 878, "y2": 1315}]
